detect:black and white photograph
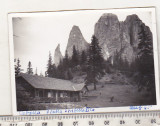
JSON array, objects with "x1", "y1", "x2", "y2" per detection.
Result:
[{"x1": 9, "y1": 8, "x2": 158, "y2": 112}]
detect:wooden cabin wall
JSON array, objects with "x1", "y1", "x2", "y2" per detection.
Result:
[
  {"x1": 16, "y1": 77, "x2": 35, "y2": 97},
  {"x1": 16, "y1": 77, "x2": 83, "y2": 103}
]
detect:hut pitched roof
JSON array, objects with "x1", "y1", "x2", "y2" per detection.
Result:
[{"x1": 17, "y1": 73, "x2": 85, "y2": 91}]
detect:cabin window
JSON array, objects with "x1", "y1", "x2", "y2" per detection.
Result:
[
  {"x1": 58, "y1": 91, "x2": 60, "y2": 97},
  {"x1": 44, "y1": 90, "x2": 48, "y2": 97},
  {"x1": 39, "y1": 90, "x2": 43, "y2": 97},
  {"x1": 63, "y1": 92, "x2": 68, "y2": 97},
  {"x1": 60, "y1": 93, "x2": 63, "y2": 97},
  {"x1": 52, "y1": 91, "x2": 56, "y2": 97},
  {"x1": 48, "y1": 91, "x2": 52, "y2": 98},
  {"x1": 35, "y1": 89, "x2": 39, "y2": 97}
]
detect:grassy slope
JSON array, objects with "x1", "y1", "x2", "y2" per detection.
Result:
[
  {"x1": 77, "y1": 72, "x2": 153, "y2": 107},
  {"x1": 75, "y1": 84, "x2": 151, "y2": 108}
]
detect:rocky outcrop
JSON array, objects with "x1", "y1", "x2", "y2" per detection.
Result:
[
  {"x1": 94, "y1": 13, "x2": 150, "y2": 63},
  {"x1": 66, "y1": 25, "x2": 89, "y2": 57},
  {"x1": 94, "y1": 13, "x2": 121, "y2": 60},
  {"x1": 54, "y1": 44, "x2": 63, "y2": 66}
]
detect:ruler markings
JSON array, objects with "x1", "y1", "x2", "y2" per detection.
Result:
[{"x1": 0, "y1": 112, "x2": 160, "y2": 126}]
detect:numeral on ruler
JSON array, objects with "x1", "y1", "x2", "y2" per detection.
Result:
[
  {"x1": 89, "y1": 121, "x2": 94, "y2": 125},
  {"x1": 58, "y1": 122, "x2": 63, "y2": 126},
  {"x1": 25, "y1": 123, "x2": 32, "y2": 126},
  {"x1": 104, "y1": 121, "x2": 110, "y2": 125},
  {"x1": 151, "y1": 119, "x2": 156, "y2": 123},
  {"x1": 73, "y1": 121, "x2": 78, "y2": 126},
  {"x1": 10, "y1": 124, "x2": 17, "y2": 126},
  {"x1": 135, "y1": 120, "x2": 140, "y2": 124},
  {"x1": 120, "y1": 120, "x2": 125, "y2": 125},
  {"x1": 42, "y1": 122, "x2": 47, "y2": 126}
]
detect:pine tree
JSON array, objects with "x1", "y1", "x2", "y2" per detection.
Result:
[
  {"x1": 67, "y1": 68, "x2": 73, "y2": 80},
  {"x1": 57, "y1": 60, "x2": 65, "y2": 79},
  {"x1": 63, "y1": 50, "x2": 69, "y2": 69},
  {"x1": 46, "y1": 51, "x2": 53, "y2": 77},
  {"x1": 137, "y1": 23, "x2": 155, "y2": 98},
  {"x1": 71, "y1": 45, "x2": 79, "y2": 67},
  {"x1": 80, "y1": 50, "x2": 87, "y2": 65},
  {"x1": 129, "y1": 57, "x2": 139, "y2": 73},
  {"x1": 123, "y1": 56, "x2": 129, "y2": 71},
  {"x1": 64, "y1": 68, "x2": 73, "y2": 80},
  {"x1": 15, "y1": 58, "x2": 21, "y2": 76},
  {"x1": 27, "y1": 61, "x2": 33, "y2": 75},
  {"x1": 52, "y1": 64, "x2": 57, "y2": 78},
  {"x1": 80, "y1": 50, "x2": 87, "y2": 72},
  {"x1": 86, "y1": 35, "x2": 104, "y2": 90},
  {"x1": 118, "y1": 56, "x2": 123, "y2": 71},
  {"x1": 138, "y1": 24, "x2": 154, "y2": 75}
]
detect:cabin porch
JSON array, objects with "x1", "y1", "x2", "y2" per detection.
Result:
[{"x1": 34, "y1": 89, "x2": 81, "y2": 103}]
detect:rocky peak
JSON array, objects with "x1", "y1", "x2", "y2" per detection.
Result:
[
  {"x1": 125, "y1": 14, "x2": 141, "y2": 23},
  {"x1": 94, "y1": 13, "x2": 150, "y2": 63},
  {"x1": 97, "y1": 13, "x2": 119, "y2": 25},
  {"x1": 124, "y1": 14, "x2": 142, "y2": 48},
  {"x1": 66, "y1": 25, "x2": 89, "y2": 57},
  {"x1": 56, "y1": 44, "x2": 60, "y2": 51},
  {"x1": 54, "y1": 44, "x2": 63, "y2": 66},
  {"x1": 94, "y1": 13, "x2": 121, "y2": 60}
]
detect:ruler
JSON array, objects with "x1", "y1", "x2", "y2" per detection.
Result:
[{"x1": 0, "y1": 111, "x2": 160, "y2": 126}]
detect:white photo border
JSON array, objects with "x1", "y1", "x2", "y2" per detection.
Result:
[{"x1": 8, "y1": 7, "x2": 160, "y2": 115}]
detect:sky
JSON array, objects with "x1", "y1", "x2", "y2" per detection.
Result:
[{"x1": 12, "y1": 8, "x2": 153, "y2": 75}]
